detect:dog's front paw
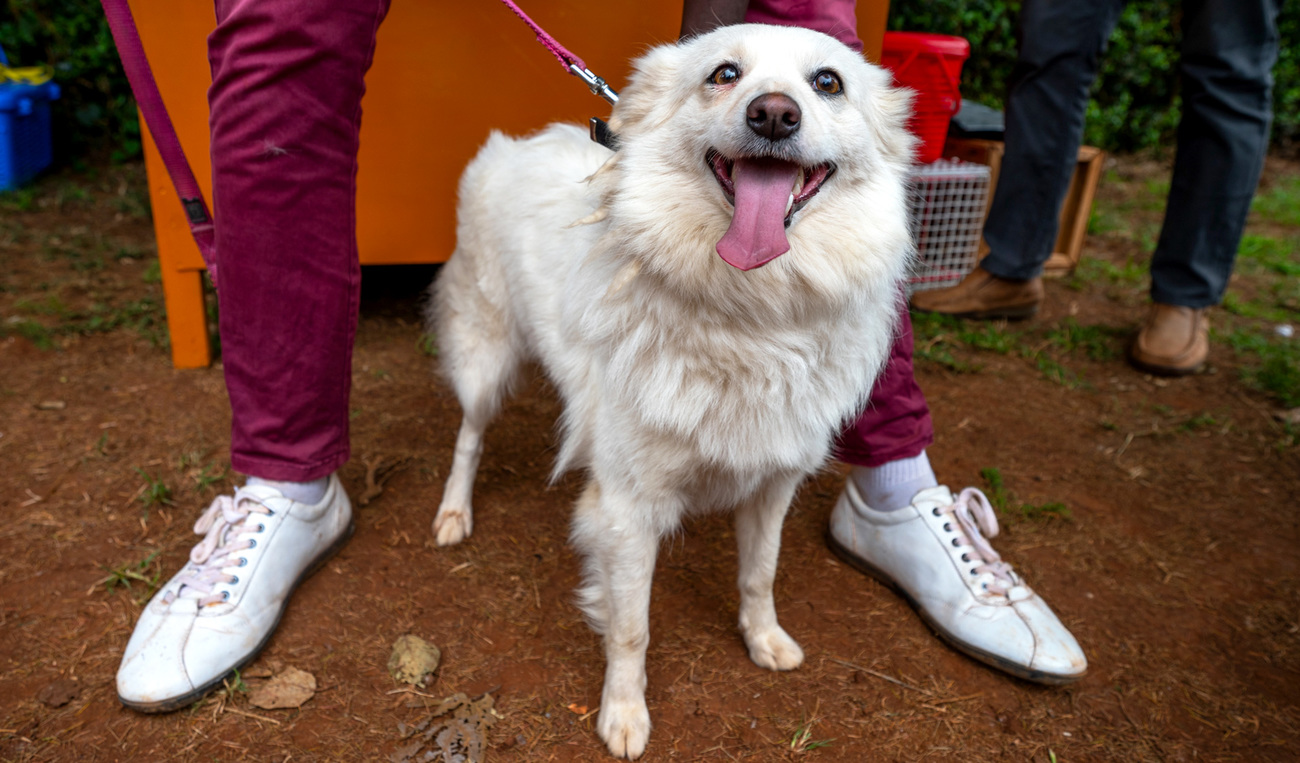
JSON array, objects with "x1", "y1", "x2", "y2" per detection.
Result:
[
  {"x1": 431, "y1": 504, "x2": 473, "y2": 546},
  {"x1": 743, "y1": 625, "x2": 805, "y2": 671},
  {"x1": 597, "y1": 696, "x2": 651, "y2": 760}
]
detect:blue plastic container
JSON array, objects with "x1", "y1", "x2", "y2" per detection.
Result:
[{"x1": 0, "y1": 48, "x2": 60, "y2": 191}]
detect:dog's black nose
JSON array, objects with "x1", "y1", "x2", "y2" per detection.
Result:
[{"x1": 746, "y1": 93, "x2": 801, "y2": 141}]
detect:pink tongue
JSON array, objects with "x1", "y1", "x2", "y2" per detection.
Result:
[{"x1": 716, "y1": 157, "x2": 799, "y2": 270}]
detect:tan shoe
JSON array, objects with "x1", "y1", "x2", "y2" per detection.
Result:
[
  {"x1": 910, "y1": 267, "x2": 1043, "y2": 319},
  {"x1": 1128, "y1": 304, "x2": 1209, "y2": 376}
]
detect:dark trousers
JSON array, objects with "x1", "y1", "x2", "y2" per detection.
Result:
[{"x1": 980, "y1": 0, "x2": 1281, "y2": 308}]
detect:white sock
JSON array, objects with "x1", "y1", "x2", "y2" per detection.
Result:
[
  {"x1": 849, "y1": 451, "x2": 938, "y2": 512},
  {"x1": 246, "y1": 476, "x2": 329, "y2": 505}
]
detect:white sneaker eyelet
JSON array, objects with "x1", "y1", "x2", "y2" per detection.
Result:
[
  {"x1": 951, "y1": 538, "x2": 961, "y2": 547},
  {"x1": 229, "y1": 576, "x2": 239, "y2": 585},
  {"x1": 931, "y1": 507, "x2": 941, "y2": 516},
  {"x1": 248, "y1": 539, "x2": 257, "y2": 549},
  {"x1": 961, "y1": 553, "x2": 970, "y2": 562},
  {"x1": 257, "y1": 523, "x2": 265, "y2": 533},
  {"x1": 239, "y1": 557, "x2": 248, "y2": 566},
  {"x1": 943, "y1": 522, "x2": 952, "y2": 532},
  {"x1": 222, "y1": 590, "x2": 230, "y2": 601}
]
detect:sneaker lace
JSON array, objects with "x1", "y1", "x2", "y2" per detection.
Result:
[
  {"x1": 939, "y1": 487, "x2": 1017, "y2": 596},
  {"x1": 162, "y1": 491, "x2": 272, "y2": 608}
]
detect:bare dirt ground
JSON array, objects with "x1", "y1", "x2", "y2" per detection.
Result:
[{"x1": 1, "y1": 155, "x2": 1298, "y2": 762}]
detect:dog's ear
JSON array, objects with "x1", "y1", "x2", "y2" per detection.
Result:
[
  {"x1": 608, "y1": 43, "x2": 687, "y2": 135},
  {"x1": 862, "y1": 70, "x2": 918, "y2": 167}
]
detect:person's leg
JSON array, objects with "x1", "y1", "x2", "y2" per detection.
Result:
[
  {"x1": 215, "y1": 0, "x2": 392, "y2": 483},
  {"x1": 911, "y1": 0, "x2": 1123, "y2": 318},
  {"x1": 829, "y1": 299, "x2": 1086, "y2": 683},
  {"x1": 834, "y1": 301, "x2": 936, "y2": 511},
  {"x1": 116, "y1": 0, "x2": 391, "y2": 712},
  {"x1": 1150, "y1": 0, "x2": 1280, "y2": 307},
  {"x1": 982, "y1": 0, "x2": 1124, "y2": 279},
  {"x1": 1131, "y1": 0, "x2": 1280, "y2": 375}
]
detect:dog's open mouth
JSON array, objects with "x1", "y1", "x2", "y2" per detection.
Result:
[{"x1": 706, "y1": 149, "x2": 835, "y2": 271}]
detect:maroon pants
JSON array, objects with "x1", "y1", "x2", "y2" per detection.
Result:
[{"x1": 209, "y1": 0, "x2": 932, "y2": 481}]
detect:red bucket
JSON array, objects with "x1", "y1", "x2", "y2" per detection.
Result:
[{"x1": 880, "y1": 32, "x2": 970, "y2": 164}]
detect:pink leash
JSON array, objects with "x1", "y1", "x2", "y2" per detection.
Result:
[
  {"x1": 96, "y1": 0, "x2": 619, "y2": 289},
  {"x1": 496, "y1": 0, "x2": 620, "y2": 105},
  {"x1": 99, "y1": 0, "x2": 219, "y2": 286}
]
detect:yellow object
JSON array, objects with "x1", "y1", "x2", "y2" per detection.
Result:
[{"x1": 0, "y1": 64, "x2": 53, "y2": 85}]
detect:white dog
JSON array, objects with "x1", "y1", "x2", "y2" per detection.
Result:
[{"x1": 428, "y1": 24, "x2": 914, "y2": 759}]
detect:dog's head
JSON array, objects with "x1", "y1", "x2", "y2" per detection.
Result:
[{"x1": 603, "y1": 24, "x2": 915, "y2": 281}]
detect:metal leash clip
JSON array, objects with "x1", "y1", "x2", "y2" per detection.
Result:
[{"x1": 568, "y1": 64, "x2": 619, "y2": 105}]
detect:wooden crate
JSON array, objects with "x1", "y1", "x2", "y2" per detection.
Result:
[{"x1": 942, "y1": 137, "x2": 1105, "y2": 277}]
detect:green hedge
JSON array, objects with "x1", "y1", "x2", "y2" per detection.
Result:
[
  {"x1": 1, "y1": 0, "x2": 139, "y2": 163},
  {"x1": 889, "y1": 0, "x2": 1300, "y2": 153},
  {"x1": 1, "y1": 1, "x2": 1296, "y2": 163}
]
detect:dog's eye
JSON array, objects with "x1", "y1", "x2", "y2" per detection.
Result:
[
  {"x1": 812, "y1": 70, "x2": 842, "y2": 95},
  {"x1": 708, "y1": 64, "x2": 740, "y2": 86}
]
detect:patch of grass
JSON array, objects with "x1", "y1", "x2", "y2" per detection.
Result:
[
  {"x1": 3, "y1": 318, "x2": 57, "y2": 349},
  {"x1": 1220, "y1": 292, "x2": 1294, "y2": 322},
  {"x1": 1237, "y1": 234, "x2": 1300, "y2": 277},
  {"x1": 1225, "y1": 328, "x2": 1300, "y2": 408},
  {"x1": 101, "y1": 550, "x2": 163, "y2": 603},
  {"x1": 788, "y1": 719, "x2": 833, "y2": 753},
  {"x1": 417, "y1": 333, "x2": 438, "y2": 358},
  {"x1": 1047, "y1": 318, "x2": 1123, "y2": 361},
  {"x1": 1069, "y1": 256, "x2": 1146, "y2": 288},
  {"x1": 1028, "y1": 352, "x2": 1086, "y2": 389},
  {"x1": 1140, "y1": 177, "x2": 1171, "y2": 211},
  {"x1": 55, "y1": 181, "x2": 91, "y2": 210},
  {"x1": 1252, "y1": 175, "x2": 1300, "y2": 227},
  {"x1": 135, "y1": 468, "x2": 175, "y2": 510},
  {"x1": 222, "y1": 669, "x2": 249, "y2": 698},
  {"x1": 1179, "y1": 412, "x2": 1221, "y2": 432},
  {"x1": 1087, "y1": 205, "x2": 1124, "y2": 236},
  {"x1": 194, "y1": 464, "x2": 229, "y2": 494},
  {"x1": 1, "y1": 297, "x2": 166, "y2": 350},
  {"x1": 0, "y1": 186, "x2": 37, "y2": 212},
  {"x1": 142, "y1": 259, "x2": 162, "y2": 284},
  {"x1": 909, "y1": 311, "x2": 991, "y2": 372},
  {"x1": 979, "y1": 468, "x2": 1010, "y2": 513},
  {"x1": 14, "y1": 295, "x2": 70, "y2": 318},
  {"x1": 980, "y1": 467, "x2": 1071, "y2": 522}
]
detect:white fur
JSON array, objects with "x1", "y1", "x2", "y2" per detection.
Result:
[{"x1": 428, "y1": 25, "x2": 914, "y2": 759}]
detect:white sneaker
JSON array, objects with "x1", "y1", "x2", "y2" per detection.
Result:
[
  {"x1": 116, "y1": 474, "x2": 353, "y2": 712},
  {"x1": 828, "y1": 481, "x2": 1087, "y2": 684}
]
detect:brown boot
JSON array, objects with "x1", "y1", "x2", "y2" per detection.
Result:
[
  {"x1": 910, "y1": 266, "x2": 1044, "y2": 319},
  {"x1": 1128, "y1": 304, "x2": 1209, "y2": 376}
]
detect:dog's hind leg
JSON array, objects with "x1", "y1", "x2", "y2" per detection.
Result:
[
  {"x1": 735, "y1": 476, "x2": 805, "y2": 672},
  {"x1": 572, "y1": 481, "x2": 660, "y2": 760},
  {"x1": 428, "y1": 256, "x2": 523, "y2": 546}
]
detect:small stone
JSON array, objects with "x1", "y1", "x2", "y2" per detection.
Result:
[
  {"x1": 388, "y1": 634, "x2": 441, "y2": 686},
  {"x1": 247, "y1": 667, "x2": 316, "y2": 710},
  {"x1": 37, "y1": 679, "x2": 79, "y2": 708}
]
